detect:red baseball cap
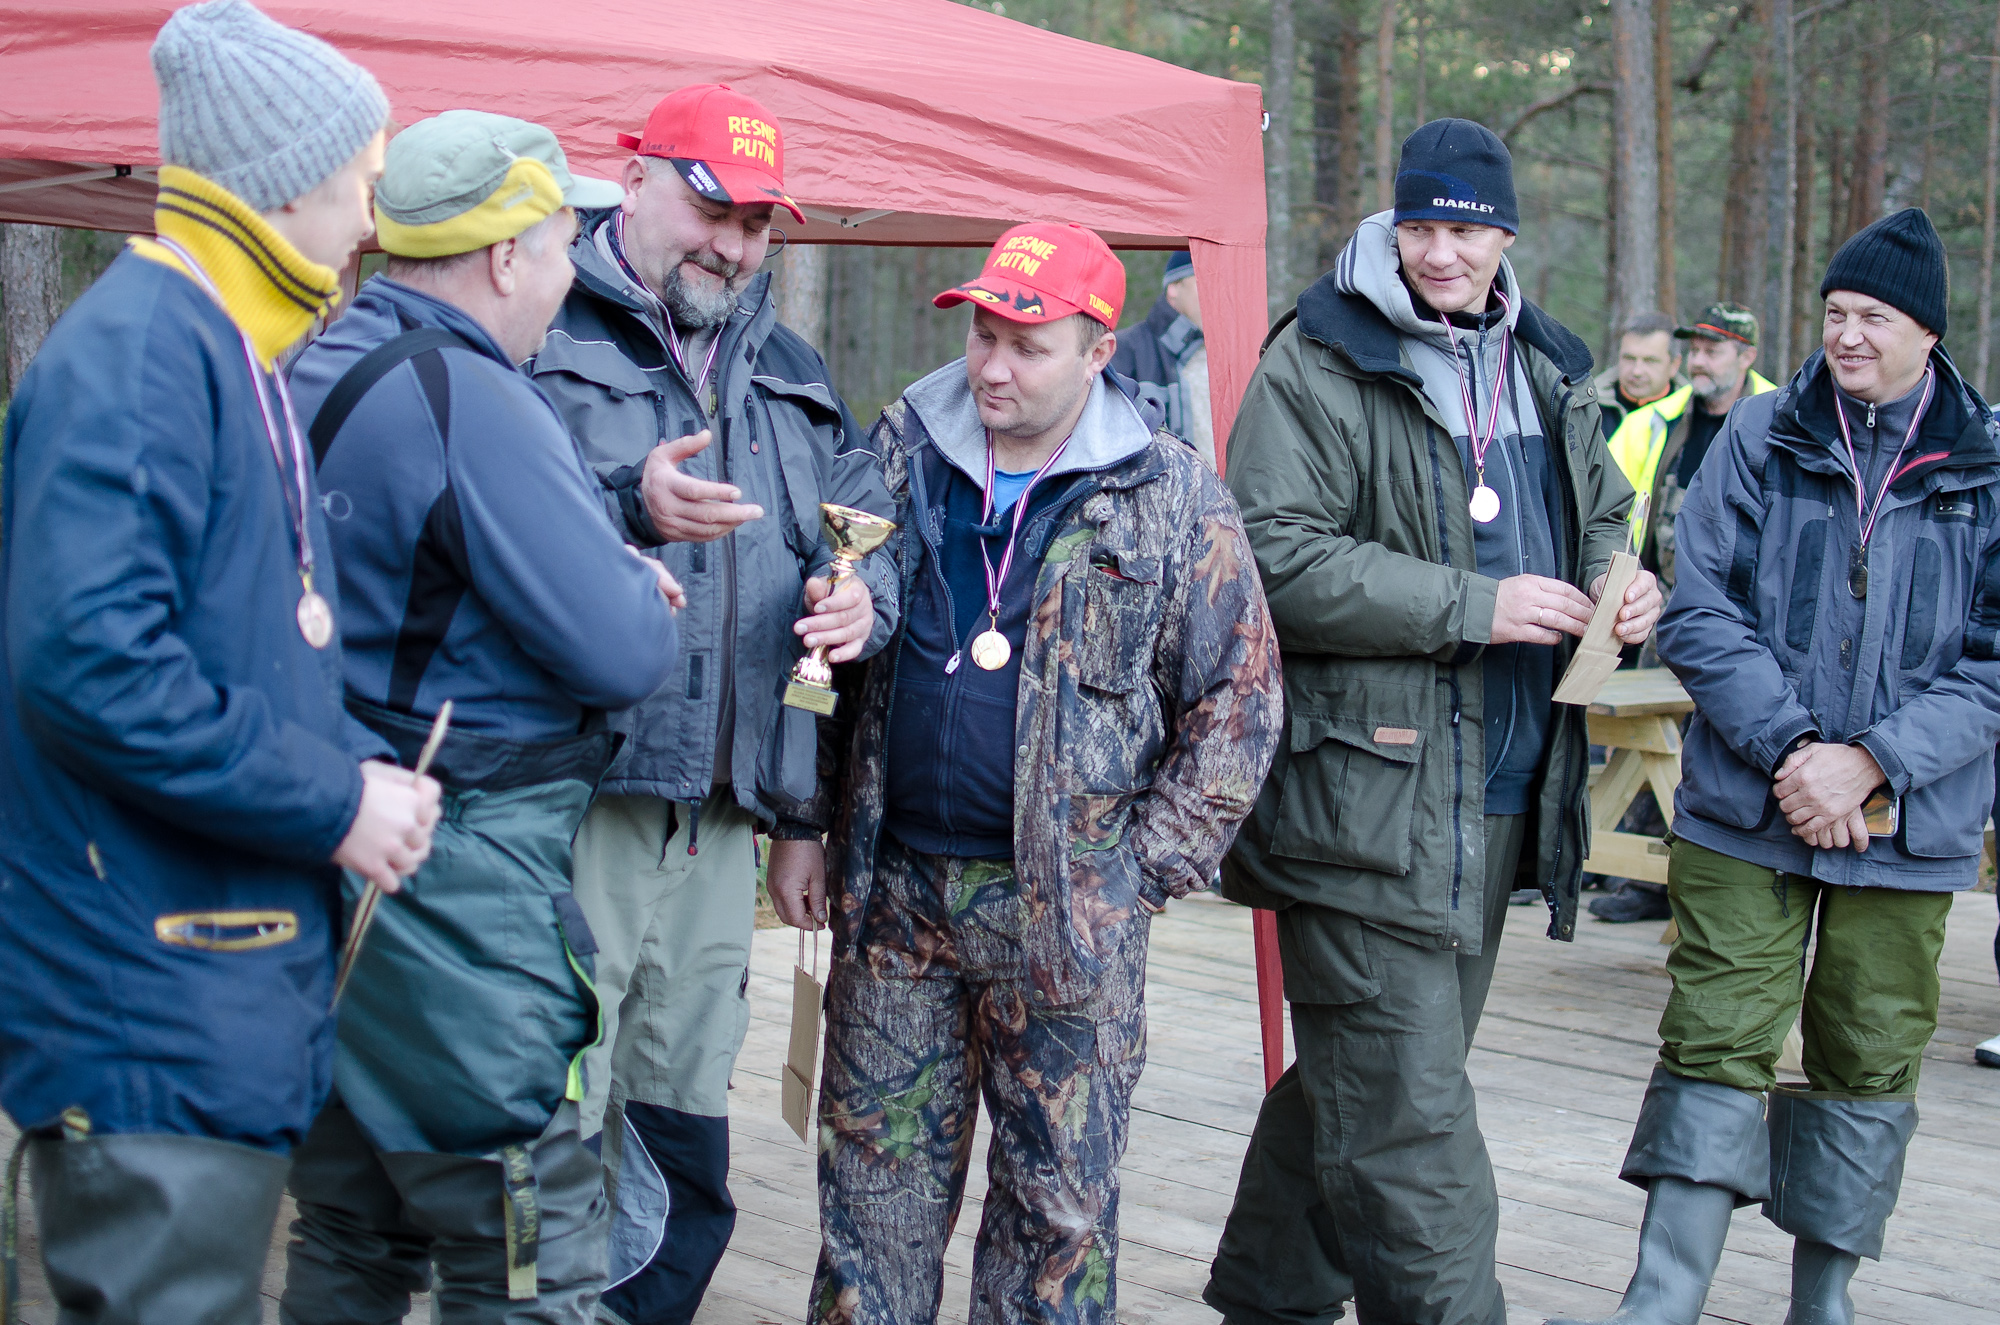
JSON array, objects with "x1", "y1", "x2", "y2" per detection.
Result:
[
  {"x1": 617, "y1": 84, "x2": 806, "y2": 224},
  {"x1": 934, "y1": 222, "x2": 1126, "y2": 329}
]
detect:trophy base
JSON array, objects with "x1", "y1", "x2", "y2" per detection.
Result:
[{"x1": 783, "y1": 681, "x2": 839, "y2": 716}]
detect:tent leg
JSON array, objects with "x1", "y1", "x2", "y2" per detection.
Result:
[{"x1": 1253, "y1": 908, "x2": 1285, "y2": 1090}]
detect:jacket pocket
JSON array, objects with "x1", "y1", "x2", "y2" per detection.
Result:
[
  {"x1": 1784, "y1": 519, "x2": 1827, "y2": 653},
  {"x1": 1900, "y1": 755, "x2": 1991, "y2": 859},
  {"x1": 1676, "y1": 719, "x2": 1778, "y2": 832},
  {"x1": 1268, "y1": 710, "x2": 1426, "y2": 876},
  {"x1": 1077, "y1": 552, "x2": 1163, "y2": 694},
  {"x1": 1900, "y1": 537, "x2": 1942, "y2": 671}
]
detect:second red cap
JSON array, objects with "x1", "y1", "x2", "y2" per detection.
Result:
[
  {"x1": 935, "y1": 222, "x2": 1126, "y2": 329},
  {"x1": 617, "y1": 84, "x2": 806, "y2": 224}
]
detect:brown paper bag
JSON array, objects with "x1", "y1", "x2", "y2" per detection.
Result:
[
  {"x1": 781, "y1": 929, "x2": 822, "y2": 1144},
  {"x1": 1553, "y1": 551, "x2": 1641, "y2": 706}
]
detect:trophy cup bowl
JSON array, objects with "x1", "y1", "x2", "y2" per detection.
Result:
[{"x1": 782, "y1": 503, "x2": 898, "y2": 715}]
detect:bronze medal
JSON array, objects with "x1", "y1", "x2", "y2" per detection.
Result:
[
  {"x1": 969, "y1": 629, "x2": 1012, "y2": 671},
  {"x1": 1848, "y1": 545, "x2": 1868, "y2": 599},
  {"x1": 297, "y1": 590, "x2": 334, "y2": 649}
]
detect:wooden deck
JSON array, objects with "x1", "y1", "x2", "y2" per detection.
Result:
[{"x1": 6, "y1": 890, "x2": 1997, "y2": 1323}]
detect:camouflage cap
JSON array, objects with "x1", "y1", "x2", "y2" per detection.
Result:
[{"x1": 1675, "y1": 302, "x2": 1758, "y2": 346}]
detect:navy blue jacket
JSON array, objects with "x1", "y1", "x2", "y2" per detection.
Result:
[
  {"x1": 291, "y1": 279, "x2": 677, "y2": 739},
  {"x1": 0, "y1": 251, "x2": 387, "y2": 1148},
  {"x1": 1660, "y1": 347, "x2": 2000, "y2": 889}
]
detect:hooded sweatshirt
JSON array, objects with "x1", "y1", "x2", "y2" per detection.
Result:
[{"x1": 1334, "y1": 211, "x2": 1565, "y2": 814}]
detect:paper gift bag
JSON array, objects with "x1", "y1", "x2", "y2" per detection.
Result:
[{"x1": 782, "y1": 929, "x2": 822, "y2": 1144}]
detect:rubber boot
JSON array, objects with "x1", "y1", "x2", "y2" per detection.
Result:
[
  {"x1": 29, "y1": 1127, "x2": 288, "y2": 1325},
  {"x1": 1783, "y1": 1239, "x2": 1859, "y2": 1325},
  {"x1": 1764, "y1": 1089, "x2": 1917, "y2": 1325},
  {"x1": 1545, "y1": 1177, "x2": 1736, "y2": 1324}
]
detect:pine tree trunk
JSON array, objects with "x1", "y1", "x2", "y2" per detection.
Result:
[
  {"x1": 1790, "y1": 104, "x2": 1816, "y2": 369},
  {"x1": 1846, "y1": 20, "x2": 1888, "y2": 236},
  {"x1": 1, "y1": 223, "x2": 63, "y2": 398},
  {"x1": 1823, "y1": 124, "x2": 1849, "y2": 257},
  {"x1": 1654, "y1": 0, "x2": 1677, "y2": 319},
  {"x1": 769, "y1": 242, "x2": 828, "y2": 355},
  {"x1": 1373, "y1": 0, "x2": 1397, "y2": 212},
  {"x1": 1267, "y1": 0, "x2": 1298, "y2": 316},
  {"x1": 1610, "y1": 0, "x2": 1661, "y2": 333},
  {"x1": 1311, "y1": 0, "x2": 1365, "y2": 272}
]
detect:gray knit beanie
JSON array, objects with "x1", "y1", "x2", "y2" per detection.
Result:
[{"x1": 152, "y1": 0, "x2": 389, "y2": 214}]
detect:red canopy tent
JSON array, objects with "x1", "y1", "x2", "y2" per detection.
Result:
[{"x1": 0, "y1": 0, "x2": 1290, "y2": 1087}]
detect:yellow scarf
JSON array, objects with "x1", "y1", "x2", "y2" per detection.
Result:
[{"x1": 131, "y1": 166, "x2": 343, "y2": 368}]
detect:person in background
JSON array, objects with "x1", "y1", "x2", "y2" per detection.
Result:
[
  {"x1": 528, "y1": 83, "x2": 898, "y2": 1325},
  {"x1": 1596, "y1": 310, "x2": 1685, "y2": 439},
  {"x1": 1205, "y1": 118, "x2": 1659, "y2": 1325},
  {"x1": 1592, "y1": 302, "x2": 1780, "y2": 924},
  {"x1": 0, "y1": 4, "x2": 433, "y2": 1321},
  {"x1": 1109, "y1": 248, "x2": 1213, "y2": 467},
  {"x1": 793, "y1": 221, "x2": 1281, "y2": 1323},
  {"x1": 1555, "y1": 208, "x2": 2000, "y2": 1325},
  {"x1": 281, "y1": 111, "x2": 682, "y2": 1324}
]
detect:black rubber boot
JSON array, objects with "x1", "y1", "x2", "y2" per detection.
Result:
[
  {"x1": 28, "y1": 1127, "x2": 289, "y2": 1325},
  {"x1": 1544, "y1": 1177, "x2": 1735, "y2": 1324},
  {"x1": 1765, "y1": 1089, "x2": 1917, "y2": 1325},
  {"x1": 1783, "y1": 1239, "x2": 1860, "y2": 1325},
  {"x1": 1588, "y1": 882, "x2": 1673, "y2": 923}
]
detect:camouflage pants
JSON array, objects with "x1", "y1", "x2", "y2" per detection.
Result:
[{"x1": 811, "y1": 835, "x2": 1149, "y2": 1325}]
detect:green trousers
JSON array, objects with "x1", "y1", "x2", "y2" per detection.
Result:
[{"x1": 1660, "y1": 840, "x2": 1953, "y2": 1096}]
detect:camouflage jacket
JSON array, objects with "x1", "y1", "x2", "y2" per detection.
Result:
[{"x1": 814, "y1": 367, "x2": 1283, "y2": 1002}]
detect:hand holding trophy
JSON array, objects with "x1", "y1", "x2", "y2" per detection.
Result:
[{"x1": 782, "y1": 503, "x2": 897, "y2": 715}]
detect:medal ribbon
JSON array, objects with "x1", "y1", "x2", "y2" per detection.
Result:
[
  {"x1": 155, "y1": 235, "x2": 317, "y2": 592},
  {"x1": 613, "y1": 211, "x2": 724, "y2": 395},
  {"x1": 975, "y1": 430, "x2": 1073, "y2": 645},
  {"x1": 1444, "y1": 288, "x2": 1513, "y2": 490},
  {"x1": 1834, "y1": 367, "x2": 1935, "y2": 551}
]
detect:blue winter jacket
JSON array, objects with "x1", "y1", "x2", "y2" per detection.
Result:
[
  {"x1": 0, "y1": 251, "x2": 389, "y2": 1148},
  {"x1": 1658, "y1": 347, "x2": 2000, "y2": 889},
  {"x1": 290, "y1": 278, "x2": 678, "y2": 738}
]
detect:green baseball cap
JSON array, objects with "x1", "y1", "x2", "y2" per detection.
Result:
[
  {"x1": 375, "y1": 109, "x2": 625, "y2": 259},
  {"x1": 1675, "y1": 301, "x2": 1758, "y2": 347}
]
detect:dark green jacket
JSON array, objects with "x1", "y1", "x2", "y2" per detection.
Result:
[{"x1": 1220, "y1": 273, "x2": 1633, "y2": 955}]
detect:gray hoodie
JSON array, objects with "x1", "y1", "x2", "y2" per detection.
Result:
[{"x1": 1334, "y1": 210, "x2": 1565, "y2": 814}]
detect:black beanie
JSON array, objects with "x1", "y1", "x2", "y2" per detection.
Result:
[
  {"x1": 1394, "y1": 118, "x2": 1519, "y2": 234},
  {"x1": 1820, "y1": 207, "x2": 1949, "y2": 335}
]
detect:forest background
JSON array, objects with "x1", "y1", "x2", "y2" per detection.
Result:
[{"x1": 3, "y1": 0, "x2": 1998, "y2": 429}]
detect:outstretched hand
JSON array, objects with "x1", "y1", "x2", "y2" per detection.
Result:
[{"x1": 640, "y1": 430, "x2": 765, "y2": 543}]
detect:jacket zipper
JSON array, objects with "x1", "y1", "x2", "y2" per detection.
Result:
[
  {"x1": 1544, "y1": 384, "x2": 1585, "y2": 918},
  {"x1": 1424, "y1": 419, "x2": 1470, "y2": 922}
]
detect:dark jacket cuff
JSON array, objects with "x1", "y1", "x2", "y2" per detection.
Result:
[
  {"x1": 1850, "y1": 729, "x2": 1910, "y2": 796},
  {"x1": 769, "y1": 818, "x2": 825, "y2": 841},
  {"x1": 1762, "y1": 716, "x2": 1821, "y2": 777},
  {"x1": 606, "y1": 463, "x2": 666, "y2": 547}
]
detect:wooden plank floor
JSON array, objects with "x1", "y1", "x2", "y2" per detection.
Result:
[{"x1": 6, "y1": 890, "x2": 1996, "y2": 1324}]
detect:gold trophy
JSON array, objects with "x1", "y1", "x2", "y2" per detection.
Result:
[{"x1": 782, "y1": 503, "x2": 897, "y2": 715}]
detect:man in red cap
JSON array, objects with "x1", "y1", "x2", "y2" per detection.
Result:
[
  {"x1": 529, "y1": 85, "x2": 897, "y2": 1325},
  {"x1": 772, "y1": 222, "x2": 1281, "y2": 1323}
]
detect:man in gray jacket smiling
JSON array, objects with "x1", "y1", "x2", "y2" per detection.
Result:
[{"x1": 1557, "y1": 209, "x2": 2000, "y2": 1325}]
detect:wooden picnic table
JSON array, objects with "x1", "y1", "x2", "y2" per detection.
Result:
[{"x1": 1579, "y1": 668, "x2": 1691, "y2": 886}]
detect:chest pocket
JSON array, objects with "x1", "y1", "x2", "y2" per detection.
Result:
[
  {"x1": 751, "y1": 374, "x2": 839, "y2": 561},
  {"x1": 531, "y1": 332, "x2": 663, "y2": 468},
  {"x1": 1078, "y1": 550, "x2": 1164, "y2": 694}
]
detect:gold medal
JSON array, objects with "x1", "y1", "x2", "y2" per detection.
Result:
[
  {"x1": 970, "y1": 629, "x2": 1012, "y2": 671},
  {"x1": 297, "y1": 590, "x2": 334, "y2": 649}
]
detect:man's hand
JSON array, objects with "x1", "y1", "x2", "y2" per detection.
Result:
[
  {"x1": 1491, "y1": 574, "x2": 1595, "y2": 645},
  {"x1": 333, "y1": 761, "x2": 443, "y2": 894},
  {"x1": 1775, "y1": 742, "x2": 1885, "y2": 850},
  {"x1": 640, "y1": 430, "x2": 765, "y2": 543},
  {"x1": 766, "y1": 837, "x2": 827, "y2": 930},
  {"x1": 797, "y1": 574, "x2": 874, "y2": 662},
  {"x1": 623, "y1": 544, "x2": 687, "y2": 610},
  {"x1": 1591, "y1": 567, "x2": 1664, "y2": 644}
]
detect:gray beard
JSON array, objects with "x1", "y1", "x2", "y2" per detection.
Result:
[{"x1": 663, "y1": 262, "x2": 742, "y2": 332}]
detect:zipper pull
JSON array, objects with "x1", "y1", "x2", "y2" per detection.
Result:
[
  {"x1": 1867, "y1": 402, "x2": 1876, "y2": 429},
  {"x1": 945, "y1": 651, "x2": 962, "y2": 675},
  {"x1": 1452, "y1": 705, "x2": 1462, "y2": 727}
]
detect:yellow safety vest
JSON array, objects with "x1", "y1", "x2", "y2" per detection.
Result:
[{"x1": 1607, "y1": 370, "x2": 1778, "y2": 547}]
